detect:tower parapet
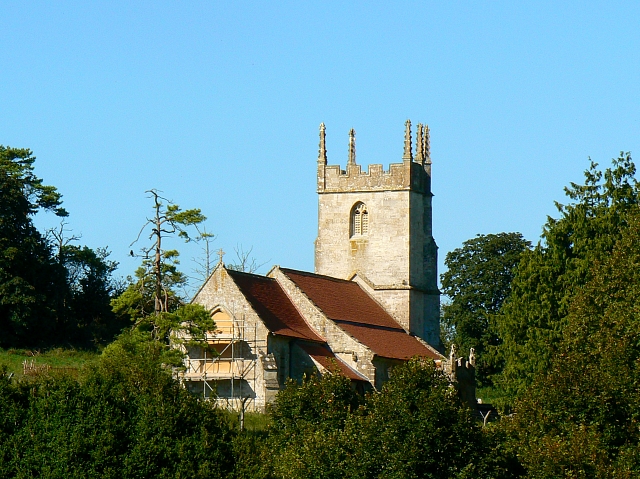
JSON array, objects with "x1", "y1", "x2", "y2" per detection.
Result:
[{"x1": 317, "y1": 121, "x2": 432, "y2": 195}]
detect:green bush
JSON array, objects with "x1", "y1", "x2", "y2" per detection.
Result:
[{"x1": 0, "y1": 335, "x2": 234, "y2": 478}]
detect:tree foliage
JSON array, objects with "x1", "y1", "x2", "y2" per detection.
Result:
[
  {"x1": 131, "y1": 189, "x2": 206, "y2": 315},
  {"x1": 0, "y1": 146, "x2": 120, "y2": 348},
  {"x1": 441, "y1": 233, "x2": 531, "y2": 386},
  {"x1": 495, "y1": 153, "x2": 640, "y2": 402},
  {"x1": 0, "y1": 334, "x2": 234, "y2": 478},
  {"x1": 0, "y1": 146, "x2": 67, "y2": 346},
  {"x1": 503, "y1": 208, "x2": 640, "y2": 478},
  {"x1": 266, "y1": 360, "x2": 506, "y2": 479},
  {"x1": 112, "y1": 190, "x2": 214, "y2": 364}
]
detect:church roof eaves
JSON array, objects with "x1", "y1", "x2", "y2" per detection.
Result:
[{"x1": 297, "y1": 342, "x2": 369, "y2": 382}]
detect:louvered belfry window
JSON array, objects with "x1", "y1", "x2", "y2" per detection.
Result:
[{"x1": 351, "y1": 202, "x2": 369, "y2": 236}]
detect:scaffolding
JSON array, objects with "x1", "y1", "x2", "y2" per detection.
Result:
[{"x1": 178, "y1": 313, "x2": 267, "y2": 412}]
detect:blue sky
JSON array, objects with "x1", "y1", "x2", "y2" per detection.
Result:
[{"x1": 2, "y1": 1, "x2": 639, "y2": 294}]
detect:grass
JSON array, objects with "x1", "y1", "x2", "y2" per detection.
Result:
[
  {"x1": 243, "y1": 412, "x2": 272, "y2": 431},
  {"x1": 476, "y1": 385, "x2": 513, "y2": 412},
  {"x1": 224, "y1": 410, "x2": 272, "y2": 432},
  {"x1": 0, "y1": 348, "x2": 101, "y2": 378}
]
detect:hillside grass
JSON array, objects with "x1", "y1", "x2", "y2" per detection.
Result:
[{"x1": 0, "y1": 348, "x2": 101, "y2": 378}]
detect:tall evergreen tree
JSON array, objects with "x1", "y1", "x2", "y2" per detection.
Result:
[
  {"x1": 61, "y1": 245, "x2": 126, "y2": 345},
  {"x1": 111, "y1": 190, "x2": 214, "y2": 365},
  {"x1": 495, "y1": 152, "x2": 640, "y2": 403},
  {"x1": 0, "y1": 146, "x2": 68, "y2": 346},
  {"x1": 504, "y1": 208, "x2": 640, "y2": 478},
  {"x1": 1, "y1": 146, "x2": 123, "y2": 347}
]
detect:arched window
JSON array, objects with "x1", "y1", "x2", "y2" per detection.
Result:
[{"x1": 350, "y1": 202, "x2": 369, "y2": 237}]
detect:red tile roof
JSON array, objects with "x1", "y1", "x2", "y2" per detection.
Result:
[
  {"x1": 297, "y1": 342, "x2": 368, "y2": 382},
  {"x1": 281, "y1": 269, "x2": 401, "y2": 329},
  {"x1": 337, "y1": 322, "x2": 440, "y2": 360},
  {"x1": 280, "y1": 268, "x2": 441, "y2": 361},
  {"x1": 227, "y1": 269, "x2": 323, "y2": 342}
]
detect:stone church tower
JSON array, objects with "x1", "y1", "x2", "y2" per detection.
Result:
[{"x1": 315, "y1": 120, "x2": 440, "y2": 348}]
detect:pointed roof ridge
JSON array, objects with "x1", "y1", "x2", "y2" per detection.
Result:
[
  {"x1": 280, "y1": 266, "x2": 356, "y2": 284},
  {"x1": 280, "y1": 268, "x2": 404, "y2": 329},
  {"x1": 226, "y1": 267, "x2": 269, "y2": 280},
  {"x1": 227, "y1": 268, "x2": 324, "y2": 342},
  {"x1": 280, "y1": 268, "x2": 442, "y2": 360},
  {"x1": 190, "y1": 261, "x2": 227, "y2": 304}
]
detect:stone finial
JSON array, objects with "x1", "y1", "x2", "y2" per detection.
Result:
[
  {"x1": 403, "y1": 119, "x2": 412, "y2": 160},
  {"x1": 423, "y1": 124, "x2": 431, "y2": 165},
  {"x1": 448, "y1": 344, "x2": 458, "y2": 374},
  {"x1": 347, "y1": 128, "x2": 356, "y2": 165},
  {"x1": 318, "y1": 123, "x2": 327, "y2": 164},
  {"x1": 469, "y1": 348, "x2": 476, "y2": 367},
  {"x1": 217, "y1": 248, "x2": 225, "y2": 265},
  {"x1": 415, "y1": 123, "x2": 424, "y2": 163}
]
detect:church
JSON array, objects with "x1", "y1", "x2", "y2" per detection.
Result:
[{"x1": 179, "y1": 121, "x2": 472, "y2": 412}]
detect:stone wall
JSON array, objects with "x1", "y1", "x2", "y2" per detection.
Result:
[
  {"x1": 315, "y1": 189, "x2": 411, "y2": 285},
  {"x1": 191, "y1": 265, "x2": 273, "y2": 411}
]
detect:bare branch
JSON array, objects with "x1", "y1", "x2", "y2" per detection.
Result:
[
  {"x1": 226, "y1": 244, "x2": 269, "y2": 274},
  {"x1": 46, "y1": 219, "x2": 82, "y2": 260},
  {"x1": 191, "y1": 224, "x2": 217, "y2": 284}
]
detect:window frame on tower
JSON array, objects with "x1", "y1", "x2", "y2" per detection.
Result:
[{"x1": 350, "y1": 202, "x2": 369, "y2": 237}]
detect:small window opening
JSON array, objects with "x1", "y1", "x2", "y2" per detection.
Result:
[{"x1": 351, "y1": 202, "x2": 369, "y2": 237}]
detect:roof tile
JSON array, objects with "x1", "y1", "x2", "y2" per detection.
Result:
[
  {"x1": 227, "y1": 269, "x2": 323, "y2": 342},
  {"x1": 281, "y1": 268, "x2": 440, "y2": 360}
]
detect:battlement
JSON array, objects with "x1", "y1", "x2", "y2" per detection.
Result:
[{"x1": 317, "y1": 120, "x2": 432, "y2": 195}]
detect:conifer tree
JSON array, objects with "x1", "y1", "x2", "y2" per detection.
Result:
[
  {"x1": 495, "y1": 152, "x2": 640, "y2": 403},
  {"x1": 0, "y1": 146, "x2": 67, "y2": 346},
  {"x1": 111, "y1": 189, "x2": 215, "y2": 364},
  {"x1": 504, "y1": 208, "x2": 640, "y2": 477}
]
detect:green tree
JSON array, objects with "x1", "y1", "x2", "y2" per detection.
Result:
[
  {"x1": 131, "y1": 189, "x2": 206, "y2": 316},
  {"x1": 111, "y1": 260, "x2": 186, "y2": 330},
  {"x1": 1, "y1": 146, "x2": 123, "y2": 348},
  {"x1": 345, "y1": 359, "x2": 500, "y2": 479},
  {"x1": 495, "y1": 153, "x2": 640, "y2": 403},
  {"x1": 268, "y1": 371, "x2": 361, "y2": 479},
  {"x1": 503, "y1": 208, "x2": 640, "y2": 478},
  {"x1": 441, "y1": 233, "x2": 530, "y2": 386},
  {"x1": 112, "y1": 190, "x2": 214, "y2": 365},
  {"x1": 266, "y1": 360, "x2": 508, "y2": 479},
  {"x1": 0, "y1": 146, "x2": 68, "y2": 346},
  {"x1": 62, "y1": 245, "x2": 126, "y2": 345}
]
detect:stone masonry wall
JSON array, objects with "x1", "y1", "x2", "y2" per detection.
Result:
[
  {"x1": 192, "y1": 265, "x2": 273, "y2": 412},
  {"x1": 315, "y1": 189, "x2": 411, "y2": 285},
  {"x1": 315, "y1": 154, "x2": 440, "y2": 346}
]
